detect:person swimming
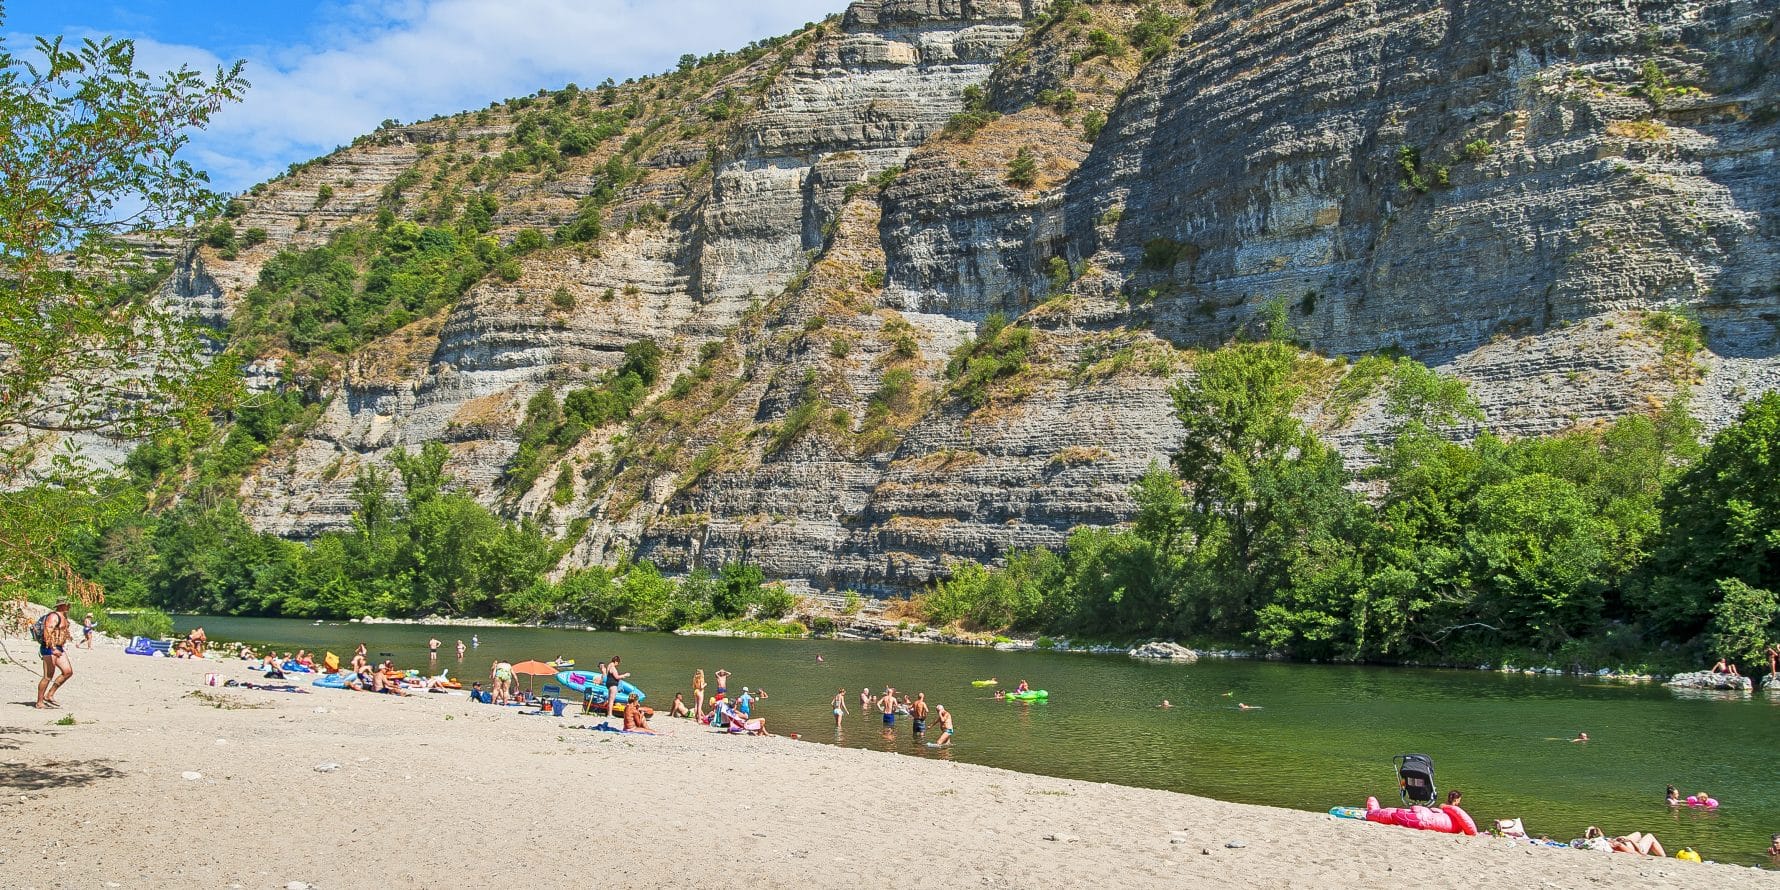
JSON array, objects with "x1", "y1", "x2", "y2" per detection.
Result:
[
  {"x1": 1158, "y1": 700, "x2": 1173, "y2": 709},
  {"x1": 1571, "y1": 731, "x2": 1590, "y2": 743},
  {"x1": 1237, "y1": 702, "x2": 1260, "y2": 710},
  {"x1": 1665, "y1": 785, "x2": 1681, "y2": 807}
]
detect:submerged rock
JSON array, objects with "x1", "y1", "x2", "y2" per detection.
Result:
[{"x1": 1665, "y1": 671, "x2": 1752, "y2": 692}]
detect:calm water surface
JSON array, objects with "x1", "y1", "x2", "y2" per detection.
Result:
[{"x1": 178, "y1": 616, "x2": 1780, "y2": 866}]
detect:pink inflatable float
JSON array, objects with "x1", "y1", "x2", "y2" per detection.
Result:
[{"x1": 1364, "y1": 796, "x2": 1479, "y2": 836}]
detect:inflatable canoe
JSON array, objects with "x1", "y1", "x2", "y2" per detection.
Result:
[
  {"x1": 1003, "y1": 690, "x2": 1048, "y2": 701},
  {"x1": 555, "y1": 670, "x2": 646, "y2": 703}
]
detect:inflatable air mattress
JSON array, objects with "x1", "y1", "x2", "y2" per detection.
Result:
[{"x1": 555, "y1": 670, "x2": 646, "y2": 703}]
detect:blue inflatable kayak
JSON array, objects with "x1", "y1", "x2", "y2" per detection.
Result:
[{"x1": 555, "y1": 670, "x2": 645, "y2": 703}]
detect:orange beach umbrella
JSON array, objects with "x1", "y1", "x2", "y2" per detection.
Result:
[{"x1": 510, "y1": 660, "x2": 557, "y2": 676}]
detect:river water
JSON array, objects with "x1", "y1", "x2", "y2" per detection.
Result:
[{"x1": 176, "y1": 615, "x2": 1780, "y2": 866}]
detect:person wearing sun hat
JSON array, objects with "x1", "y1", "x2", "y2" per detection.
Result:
[{"x1": 36, "y1": 600, "x2": 75, "y2": 709}]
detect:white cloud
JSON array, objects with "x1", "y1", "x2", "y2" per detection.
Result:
[{"x1": 85, "y1": 0, "x2": 843, "y2": 192}]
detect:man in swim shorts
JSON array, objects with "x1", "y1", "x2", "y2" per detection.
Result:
[
  {"x1": 715, "y1": 668, "x2": 730, "y2": 696},
  {"x1": 878, "y1": 689, "x2": 897, "y2": 727},
  {"x1": 910, "y1": 692, "x2": 928, "y2": 736},
  {"x1": 933, "y1": 705, "x2": 954, "y2": 746},
  {"x1": 36, "y1": 601, "x2": 74, "y2": 709}
]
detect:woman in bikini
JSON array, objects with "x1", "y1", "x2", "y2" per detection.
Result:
[
  {"x1": 832, "y1": 688, "x2": 849, "y2": 729},
  {"x1": 692, "y1": 669, "x2": 707, "y2": 719}
]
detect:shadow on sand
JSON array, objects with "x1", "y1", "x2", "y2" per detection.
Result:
[{"x1": 0, "y1": 758, "x2": 125, "y2": 792}]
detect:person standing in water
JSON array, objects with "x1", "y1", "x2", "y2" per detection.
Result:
[
  {"x1": 878, "y1": 689, "x2": 898, "y2": 727},
  {"x1": 456, "y1": 639, "x2": 466, "y2": 659},
  {"x1": 933, "y1": 705, "x2": 954, "y2": 747},
  {"x1": 471, "y1": 634, "x2": 479, "y2": 648},
  {"x1": 428, "y1": 638, "x2": 440, "y2": 660},
  {"x1": 910, "y1": 692, "x2": 929, "y2": 737},
  {"x1": 831, "y1": 688, "x2": 850, "y2": 729},
  {"x1": 860, "y1": 686, "x2": 872, "y2": 713}
]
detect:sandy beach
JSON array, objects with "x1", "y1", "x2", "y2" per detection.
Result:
[{"x1": 0, "y1": 635, "x2": 1771, "y2": 890}]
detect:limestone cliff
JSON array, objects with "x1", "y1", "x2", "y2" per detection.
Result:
[{"x1": 144, "y1": 0, "x2": 1778, "y2": 593}]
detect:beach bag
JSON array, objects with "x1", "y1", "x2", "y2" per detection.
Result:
[{"x1": 30, "y1": 613, "x2": 46, "y2": 643}]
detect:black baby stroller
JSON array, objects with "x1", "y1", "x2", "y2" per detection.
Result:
[{"x1": 1393, "y1": 753, "x2": 1436, "y2": 805}]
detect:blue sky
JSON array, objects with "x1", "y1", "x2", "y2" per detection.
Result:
[{"x1": 5, "y1": 0, "x2": 840, "y2": 192}]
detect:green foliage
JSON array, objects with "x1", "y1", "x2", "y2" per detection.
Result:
[
  {"x1": 1035, "y1": 88, "x2": 1077, "y2": 114},
  {"x1": 945, "y1": 312, "x2": 1034, "y2": 407},
  {"x1": 769, "y1": 383, "x2": 823, "y2": 454},
  {"x1": 1638, "y1": 59, "x2": 1673, "y2": 108},
  {"x1": 314, "y1": 184, "x2": 334, "y2": 207},
  {"x1": 910, "y1": 337, "x2": 1716, "y2": 668},
  {"x1": 1461, "y1": 139, "x2": 1493, "y2": 161},
  {"x1": 507, "y1": 339, "x2": 660, "y2": 491},
  {"x1": 555, "y1": 156, "x2": 641, "y2": 244},
  {"x1": 205, "y1": 221, "x2": 237, "y2": 248},
  {"x1": 1045, "y1": 256, "x2": 1072, "y2": 294},
  {"x1": 1081, "y1": 110, "x2": 1107, "y2": 142},
  {"x1": 98, "y1": 607, "x2": 174, "y2": 641},
  {"x1": 1129, "y1": 4, "x2": 1185, "y2": 60},
  {"x1": 1637, "y1": 392, "x2": 1780, "y2": 634},
  {"x1": 1707, "y1": 579, "x2": 1776, "y2": 668},
  {"x1": 1005, "y1": 147, "x2": 1039, "y2": 188},
  {"x1": 942, "y1": 110, "x2": 999, "y2": 141},
  {"x1": 1397, "y1": 145, "x2": 1428, "y2": 192},
  {"x1": 0, "y1": 16, "x2": 247, "y2": 597},
  {"x1": 1083, "y1": 29, "x2": 1125, "y2": 60},
  {"x1": 1142, "y1": 238, "x2": 1190, "y2": 270},
  {"x1": 712, "y1": 563, "x2": 765, "y2": 618},
  {"x1": 234, "y1": 222, "x2": 499, "y2": 356}
]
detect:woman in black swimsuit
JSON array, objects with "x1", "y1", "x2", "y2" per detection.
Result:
[{"x1": 602, "y1": 655, "x2": 629, "y2": 721}]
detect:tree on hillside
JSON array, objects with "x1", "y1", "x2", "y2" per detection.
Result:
[{"x1": 0, "y1": 19, "x2": 246, "y2": 602}]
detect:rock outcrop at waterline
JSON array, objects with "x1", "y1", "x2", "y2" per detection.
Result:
[
  {"x1": 128, "y1": 0, "x2": 1780, "y2": 593},
  {"x1": 1666, "y1": 670, "x2": 1753, "y2": 691}
]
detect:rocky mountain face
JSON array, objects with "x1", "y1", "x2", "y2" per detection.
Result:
[{"x1": 155, "y1": 0, "x2": 1778, "y2": 594}]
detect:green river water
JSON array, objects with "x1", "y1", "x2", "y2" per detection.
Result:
[{"x1": 176, "y1": 615, "x2": 1780, "y2": 867}]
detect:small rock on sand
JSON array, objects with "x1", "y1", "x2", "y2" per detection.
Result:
[
  {"x1": 180, "y1": 771, "x2": 202, "y2": 781},
  {"x1": 314, "y1": 763, "x2": 339, "y2": 773}
]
